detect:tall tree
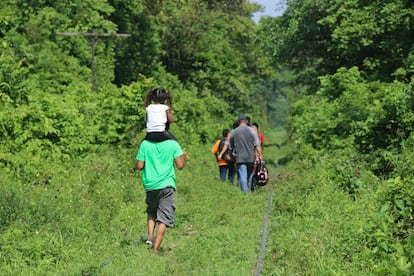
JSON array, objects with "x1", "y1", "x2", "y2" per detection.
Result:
[
  {"x1": 155, "y1": 0, "x2": 261, "y2": 112},
  {"x1": 109, "y1": 0, "x2": 163, "y2": 85},
  {"x1": 259, "y1": 0, "x2": 414, "y2": 92},
  {"x1": 320, "y1": 0, "x2": 414, "y2": 82}
]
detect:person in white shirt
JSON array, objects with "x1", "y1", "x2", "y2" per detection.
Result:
[{"x1": 144, "y1": 88, "x2": 176, "y2": 141}]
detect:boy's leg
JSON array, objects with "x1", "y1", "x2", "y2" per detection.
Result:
[
  {"x1": 152, "y1": 187, "x2": 175, "y2": 254},
  {"x1": 228, "y1": 162, "x2": 236, "y2": 184},
  {"x1": 145, "y1": 191, "x2": 158, "y2": 245},
  {"x1": 219, "y1": 165, "x2": 227, "y2": 181},
  {"x1": 153, "y1": 223, "x2": 167, "y2": 254},
  {"x1": 147, "y1": 216, "x2": 156, "y2": 244},
  {"x1": 165, "y1": 131, "x2": 177, "y2": 140}
]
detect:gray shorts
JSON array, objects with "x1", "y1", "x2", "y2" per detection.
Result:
[{"x1": 146, "y1": 187, "x2": 176, "y2": 228}]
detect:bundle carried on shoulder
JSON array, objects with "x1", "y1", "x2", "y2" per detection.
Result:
[
  {"x1": 254, "y1": 159, "x2": 269, "y2": 186},
  {"x1": 219, "y1": 139, "x2": 234, "y2": 162}
]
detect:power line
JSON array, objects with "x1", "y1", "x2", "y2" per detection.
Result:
[{"x1": 56, "y1": 32, "x2": 130, "y2": 37}]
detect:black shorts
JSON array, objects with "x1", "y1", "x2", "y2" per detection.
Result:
[
  {"x1": 146, "y1": 187, "x2": 176, "y2": 227},
  {"x1": 145, "y1": 131, "x2": 177, "y2": 142}
]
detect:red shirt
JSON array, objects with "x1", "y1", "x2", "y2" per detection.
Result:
[{"x1": 258, "y1": 132, "x2": 265, "y2": 145}]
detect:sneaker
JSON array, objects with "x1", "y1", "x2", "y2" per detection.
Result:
[{"x1": 145, "y1": 240, "x2": 153, "y2": 246}]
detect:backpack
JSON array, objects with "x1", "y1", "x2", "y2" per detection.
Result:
[
  {"x1": 218, "y1": 139, "x2": 234, "y2": 162},
  {"x1": 254, "y1": 159, "x2": 269, "y2": 186}
]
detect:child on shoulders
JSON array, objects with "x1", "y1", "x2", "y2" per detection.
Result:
[{"x1": 144, "y1": 88, "x2": 177, "y2": 142}]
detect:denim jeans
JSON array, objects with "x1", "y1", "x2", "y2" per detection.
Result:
[
  {"x1": 236, "y1": 163, "x2": 254, "y2": 193},
  {"x1": 219, "y1": 164, "x2": 236, "y2": 184}
]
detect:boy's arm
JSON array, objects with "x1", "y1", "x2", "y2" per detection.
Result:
[
  {"x1": 218, "y1": 144, "x2": 228, "y2": 159},
  {"x1": 136, "y1": 160, "x2": 144, "y2": 170},
  {"x1": 174, "y1": 150, "x2": 187, "y2": 170}
]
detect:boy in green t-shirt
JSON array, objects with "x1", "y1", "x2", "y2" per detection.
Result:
[{"x1": 136, "y1": 139, "x2": 187, "y2": 254}]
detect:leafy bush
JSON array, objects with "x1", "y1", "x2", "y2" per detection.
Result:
[
  {"x1": 367, "y1": 177, "x2": 414, "y2": 275},
  {"x1": 295, "y1": 67, "x2": 414, "y2": 176}
]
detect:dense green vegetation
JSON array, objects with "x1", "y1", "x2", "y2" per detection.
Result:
[
  {"x1": 258, "y1": 0, "x2": 414, "y2": 274},
  {"x1": 1, "y1": 0, "x2": 413, "y2": 275}
]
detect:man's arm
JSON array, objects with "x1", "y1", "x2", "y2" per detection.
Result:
[
  {"x1": 255, "y1": 146, "x2": 262, "y2": 160},
  {"x1": 174, "y1": 150, "x2": 187, "y2": 170}
]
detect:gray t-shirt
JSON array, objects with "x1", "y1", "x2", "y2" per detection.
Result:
[{"x1": 230, "y1": 125, "x2": 260, "y2": 163}]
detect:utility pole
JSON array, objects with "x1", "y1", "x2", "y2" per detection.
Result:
[{"x1": 56, "y1": 32, "x2": 130, "y2": 92}]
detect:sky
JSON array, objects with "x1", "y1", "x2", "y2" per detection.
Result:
[{"x1": 251, "y1": 0, "x2": 286, "y2": 23}]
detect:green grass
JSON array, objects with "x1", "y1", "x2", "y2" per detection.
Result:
[
  {"x1": 262, "y1": 155, "x2": 376, "y2": 275},
  {"x1": 0, "y1": 129, "x2": 379, "y2": 275}
]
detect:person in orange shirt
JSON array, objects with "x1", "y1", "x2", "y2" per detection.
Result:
[{"x1": 211, "y1": 129, "x2": 235, "y2": 184}]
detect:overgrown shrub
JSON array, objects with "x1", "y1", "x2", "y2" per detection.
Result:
[{"x1": 367, "y1": 177, "x2": 414, "y2": 275}]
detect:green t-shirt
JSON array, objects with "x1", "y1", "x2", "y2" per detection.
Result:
[{"x1": 136, "y1": 140, "x2": 183, "y2": 191}]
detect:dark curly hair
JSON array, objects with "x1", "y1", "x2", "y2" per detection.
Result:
[{"x1": 144, "y1": 88, "x2": 173, "y2": 107}]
